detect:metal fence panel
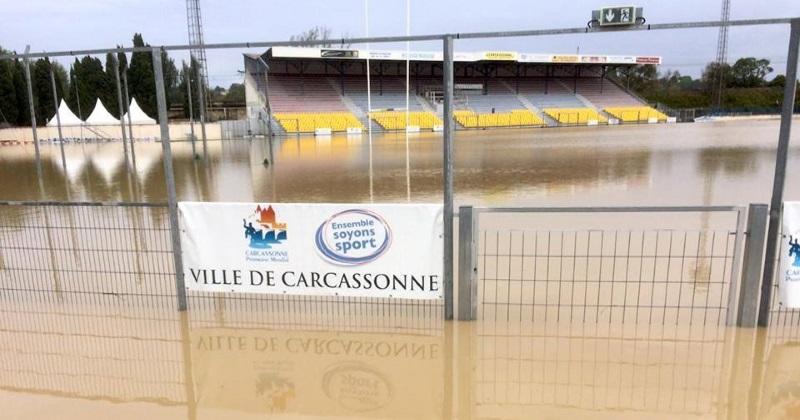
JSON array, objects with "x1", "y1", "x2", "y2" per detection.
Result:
[
  {"x1": 0, "y1": 202, "x2": 176, "y2": 305},
  {"x1": 467, "y1": 207, "x2": 745, "y2": 326}
]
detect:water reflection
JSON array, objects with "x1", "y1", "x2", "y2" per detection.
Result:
[
  {"x1": 4, "y1": 119, "x2": 800, "y2": 209},
  {"x1": 1, "y1": 297, "x2": 800, "y2": 419}
]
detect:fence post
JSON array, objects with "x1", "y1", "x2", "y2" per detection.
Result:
[
  {"x1": 738, "y1": 204, "x2": 769, "y2": 327},
  {"x1": 193, "y1": 59, "x2": 209, "y2": 159},
  {"x1": 49, "y1": 62, "x2": 66, "y2": 170},
  {"x1": 443, "y1": 34, "x2": 455, "y2": 320},
  {"x1": 184, "y1": 62, "x2": 197, "y2": 157},
  {"x1": 759, "y1": 19, "x2": 800, "y2": 327},
  {"x1": 458, "y1": 206, "x2": 477, "y2": 320},
  {"x1": 153, "y1": 47, "x2": 187, "y2": 311},
  {"x1": 122, "y1": 69, "x2": 137, "y2": 166},
  {"x1": 112, "y1": 54, "x2": 130, "y2": 168},
  {"x1": 22, "y1": 46, "x2": 40, "y2": 167}
]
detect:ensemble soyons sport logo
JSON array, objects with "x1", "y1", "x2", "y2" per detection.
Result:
[
  {"x1": 315, "y1": 209, "x2": 392, "y2": 266},
  {"x1": 243, "y1": 205, "x2": 289, "y2": 262}
]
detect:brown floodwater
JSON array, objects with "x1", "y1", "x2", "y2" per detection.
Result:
[
  {"x1": 3, "y1": 120, "x2": 800, "y2": 418},
  {"x1": 3, "y1": 119, "x2": 800, "y2": 207},
  {"x1": 0, "y1": 299, "x2": 799, "y2": 419}
]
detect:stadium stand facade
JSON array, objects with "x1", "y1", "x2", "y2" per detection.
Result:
[{"x1": 244, "y1": 48, "x2": 672, "y2": 135}]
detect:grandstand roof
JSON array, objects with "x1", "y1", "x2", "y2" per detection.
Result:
[{"x1": 261, "y1": 47, "x2": 661, "y2": 65}]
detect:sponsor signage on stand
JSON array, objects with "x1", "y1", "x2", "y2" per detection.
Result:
[
  {"x1": 179, "y1": 202, "x2": 444, "y2": 299},
  {"x1": 552, "y1": 55, "x2": 579, "y2": 63},
  {"x1": 481, "y1": 51, "x2": 518, "y2": 61},
  {"x1": 320, "y1": 49, "x2": 359, "y2": 58},
  {"x1": 266, "y1": 47, "x2": 659, "y2": 66},
  {"x1": 636, "y1": 56, "x2": 662, "y2": 64}
]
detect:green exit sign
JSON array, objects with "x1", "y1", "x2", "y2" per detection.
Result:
[{"x1": 599, "y1": 6, "x2": 637, "y2": 26}]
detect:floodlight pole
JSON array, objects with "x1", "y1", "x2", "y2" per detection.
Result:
[
  {"x1": 443, "y1": 35, "x2": 455, "y2": 320},
  {"x1": 49, "y1": 63, "x2": 66, "y2": 170},
  {"x1": 758, "y1": 19, "x2": 800, "y2": 327},
  {"x1": 23, "y1": 46, "x2": 40, "y2": 168},
  {"x1": 112, "y1": 54, "x2": 130, "y2": 168}
]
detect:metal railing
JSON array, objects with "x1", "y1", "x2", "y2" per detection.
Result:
[
  {"x1": 0, "y1": 201, "x2": 175, "y2": 305},
  {"x1": 456, "y1": 205, "x2": 771, "y2": 326}
]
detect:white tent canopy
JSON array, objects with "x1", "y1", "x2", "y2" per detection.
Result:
[
  {"x1": 47, "y1": 100, "x2": 84, "y2": 127},
  {"x1": 85, "y1": 99, "x2": 119, "y2": 125},
  {"x1": 122, "y1": 98, "x2": 156, "y2": 125}
]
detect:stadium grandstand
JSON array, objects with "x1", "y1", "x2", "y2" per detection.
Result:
[{"x1": 244, "y1": 47, "x2": 673, "y2": 135}]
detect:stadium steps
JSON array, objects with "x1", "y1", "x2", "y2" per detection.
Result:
[
  {"x1": 555, "y1": 79, "x2": 599, "y2": 109},
  {"x1": 498, "y1": 80, "x2": 557, "y2": 127},
  {"x1": 572, "y1": 92, "x2": 614, "y2": 123},
  {"x1": 556, "y1": 79, "x2": 616, "y2": 124},
  {"x1": 326, "y1": 78, "x2": 377, "y2": 132},
  {"x1": 604, "y1": 76, "x2": 650, "y2": 106}
]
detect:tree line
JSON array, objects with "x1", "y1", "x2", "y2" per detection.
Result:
[
  {"x1": 612, "y1": 57, "x2": 799, "y2": 110},
  {"x1": 0, "y1": 34, "x2": 216, "y2": 127}
]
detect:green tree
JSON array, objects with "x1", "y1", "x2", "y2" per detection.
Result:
[
  {"x1": 66, "y1": 58, "x2": 85, "y2": 119},
  {"x1": 178, "y1": 59, "x2": 201, "y2": 119},
  {"x1": 701, "y1": 62, "x2": 733, "y2": 92},
  {"x1": 32, "y1": 58, "x2": 55, "y2": 124},
  {"x1": 223, "y1": 83, "x2": 245, "y2": 104},
  {"x1": 13, "y1": 59, "x2": 31, "y2": 126},
  {"x1": 128, "y1": 33, "x2": 156, "y2": 119},
  {"x1": 30, "y1": 59, "x2": 68, "y2": 125},
  {"x1": 104, "y1": 52, "x2": 123, "y2": 117},
  {"x1": 731, "y1": 57, "x2": 773, "y2": 88},
  {"x1": 768, "y1": 74, "x2": 786, "y2": 88},
  {"x1": 0, "y1": 47, "x2": 19, "y2": 126},
  {"x1": 127, "y1": 33, "x2": 178, "y2": 121},
  {"x1": 72, "y1": 55, "x2": 111, "y2": 117},
  {"x1": 612, "y1": 64, "x2": 658, "y2": 94}
]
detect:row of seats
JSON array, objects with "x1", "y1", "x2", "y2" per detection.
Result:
[
  {"x1": 369, "y1": 111, "x2": 442, "y2": 130},
  {"x1": 605, "y1": 106, "x2": 669, "y2": 123},
  {"x1": 273, "y1": 112, "x2": 364, "y2": 133},
  {"x1": 272, "y1": 107, "x2": 668, "y2": 133},
  {"x1": 454, "y1": 109, "x2": 545, "y2": 128},
  {"x1": 543, "y1": 108, "x2": 608, "y2": 125}
]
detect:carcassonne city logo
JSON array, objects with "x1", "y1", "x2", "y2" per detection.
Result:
[{"x1": 243, "y1": 205, "x2": 289, "y2": 263}]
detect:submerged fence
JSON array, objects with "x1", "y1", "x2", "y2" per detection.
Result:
[
  {"x1": 455, "y1": 204, "x2": 800, "y2": 329},
  {"x1": 1, "y1": 199, "x2": 800, "y2": 331}
]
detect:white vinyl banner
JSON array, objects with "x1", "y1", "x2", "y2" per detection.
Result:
[
  {"x1": 179, "y1": 202, "x2": 444, "y2": 300},
  {"x1": 780, "y1": 202, "x2": 800, "y2": 308}
]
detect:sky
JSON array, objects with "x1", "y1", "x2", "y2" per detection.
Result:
[{"x1": 2, "y1": 0, "x2": 799, "y2": 87}]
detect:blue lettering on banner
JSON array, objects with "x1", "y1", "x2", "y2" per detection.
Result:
[{"x1": 315, "y1": 209, "x2": 392, "y2": 266}]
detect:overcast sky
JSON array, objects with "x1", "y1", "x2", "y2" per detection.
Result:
[{"x1": 2, "y1": 0, "x2": 799, "y2": 87}]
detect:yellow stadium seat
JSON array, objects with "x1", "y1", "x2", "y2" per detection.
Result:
[
  {"x1": 369, "y1": 111, "x2": 443, "y2": 130},
  {"x1": 453, "y1": 109, "x2": 545, "y2": 128},
  {"x1": 273, "y1": 112, "x2": 364, "y2": 133},
  {"x1": 604, "y1": 106, "x2": 669, "y2": 123},
  {"x1": 542, "y1": 108, "x2": 608, "y2": 125}
]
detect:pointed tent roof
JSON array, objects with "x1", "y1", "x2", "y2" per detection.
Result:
[
  {"x1": 47, "y1": 100, "x2": 84, "y2": 127},
  {"x1": 85, "y1": 99, "x2": 119, "y2": 125},
  {"x1": 122, "y1": 98, "x2": 156, "y2": 125}
]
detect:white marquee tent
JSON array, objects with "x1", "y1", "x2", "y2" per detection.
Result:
[
  {"x1": 85, "y1": 99, "x2": 119, "y2": 125},
  {"x1": 121, "y1": 98, "x2": 156, "y2": 125},
  {"x1": 47, "y1": 100, "x2": 84, "y2": 127}
]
